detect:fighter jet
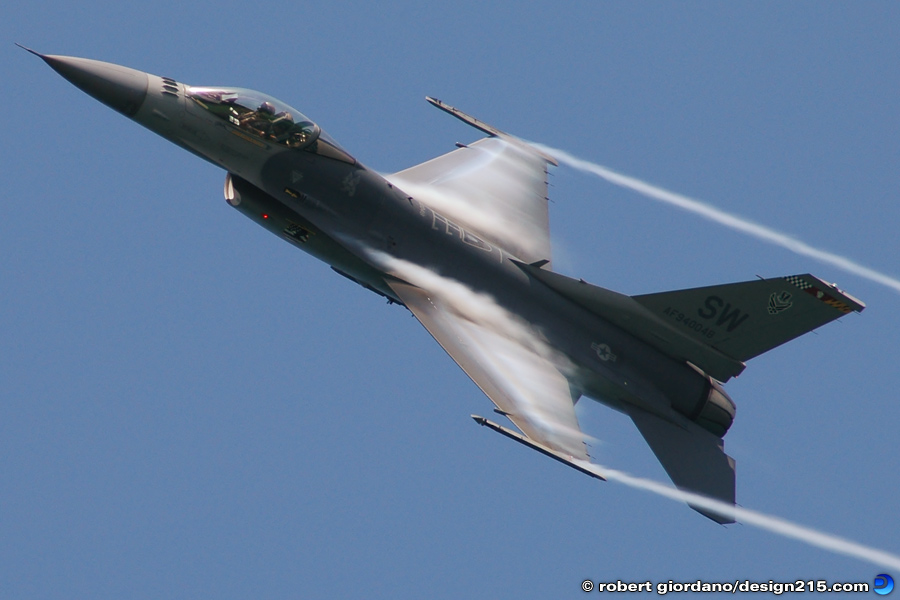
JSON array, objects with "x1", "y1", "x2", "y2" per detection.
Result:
[{"x1": 27, "y1": 48, "x2": 865, "y2": 523}]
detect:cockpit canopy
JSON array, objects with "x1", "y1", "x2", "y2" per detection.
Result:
[{"x1": 187, "y1": 87, "x2": 320, "y2": 150}]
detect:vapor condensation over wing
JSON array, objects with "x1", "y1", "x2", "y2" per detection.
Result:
[
  {"x1": 361, "y1": 248, "x2": 589, "y2": 454},
  {"x1": 532, "y1": 143, "x2": 900, "y2": 295}
]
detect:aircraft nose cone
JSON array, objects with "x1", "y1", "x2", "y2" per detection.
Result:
[{"x1": 34, "y1": 51, "x2": 149, "y2": 117}]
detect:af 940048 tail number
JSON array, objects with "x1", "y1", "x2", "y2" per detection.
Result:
[{"x1": 662, "y1": 306, "x2": 717, "y2": 339}]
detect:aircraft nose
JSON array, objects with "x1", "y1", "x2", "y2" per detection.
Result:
[{"x1": 26, "y1": 48, "x2": 149, "y2": 117}]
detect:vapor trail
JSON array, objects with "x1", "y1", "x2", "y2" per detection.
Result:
[
  {"x1": 574, "y1": 460, "x2": 900, "y2": 570},
  {"x1": 531, "y1": 143, "x2": 900, "y2": 295}
]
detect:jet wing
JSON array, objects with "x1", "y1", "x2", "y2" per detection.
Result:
[
  {"x1": 386, "y1": 279, "x2": 588, "y2": 460},
  {"x1": 387, "y1": 276, "x2": 736, "y2": 523},
  {"x1": 385, "y1": 108, "x2": 553, "y2": 267}
]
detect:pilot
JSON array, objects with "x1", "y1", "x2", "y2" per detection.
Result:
[
  {"x1": 270, "y1": 109, "x2": 295, "y2": 142},
  {"x1": 239, "y1": 101, "x2": 278, "y2": 138}
]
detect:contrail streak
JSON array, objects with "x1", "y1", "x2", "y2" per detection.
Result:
[
  {"x1": 573, "y1": 460, "x2": 900, "y2": 570},
  {"x1": 531, "y1": 143, "x2": 900, "y2": 295}
]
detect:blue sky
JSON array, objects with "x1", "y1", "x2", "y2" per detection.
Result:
[{"x1": 3, "y1": 2, "x2": 899, "y2": 598}]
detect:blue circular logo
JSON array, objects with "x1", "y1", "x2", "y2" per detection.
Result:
[{"x1": 875, "y1": 574, "x2": 894, "y2": 595}]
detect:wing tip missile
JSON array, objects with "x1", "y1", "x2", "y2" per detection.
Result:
[{"x1": 426, "y1": 97, "x2": 558, "y2": 166}]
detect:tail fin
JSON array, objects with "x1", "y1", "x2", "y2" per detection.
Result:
[
  {"x1": 633, "y1": 274, "x2": 865, "y2": 363},
  {"x1": 516, "y1": 262, "x2": 864, "y2": 381}
]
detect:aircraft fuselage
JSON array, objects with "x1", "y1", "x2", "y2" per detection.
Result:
[{"x1": 32, "y1": 50, "x2": 727, "y2": 437}]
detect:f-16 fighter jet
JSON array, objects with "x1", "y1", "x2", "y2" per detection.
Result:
[{"x1": 27, "y1": 48, "x2": 865, "y2": 523}]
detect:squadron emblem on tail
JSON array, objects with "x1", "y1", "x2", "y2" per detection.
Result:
[{"x1": 768, "y1": 291, "x2": 793, "y2": 315}]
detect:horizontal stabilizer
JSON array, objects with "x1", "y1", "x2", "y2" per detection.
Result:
[{"x1": 627, "y1": 408, "x2": 736, "y2": 524}]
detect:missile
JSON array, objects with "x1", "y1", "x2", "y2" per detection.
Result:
[{"x1": 471, "y1": 415, "x2": 605, "y2": 481}]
